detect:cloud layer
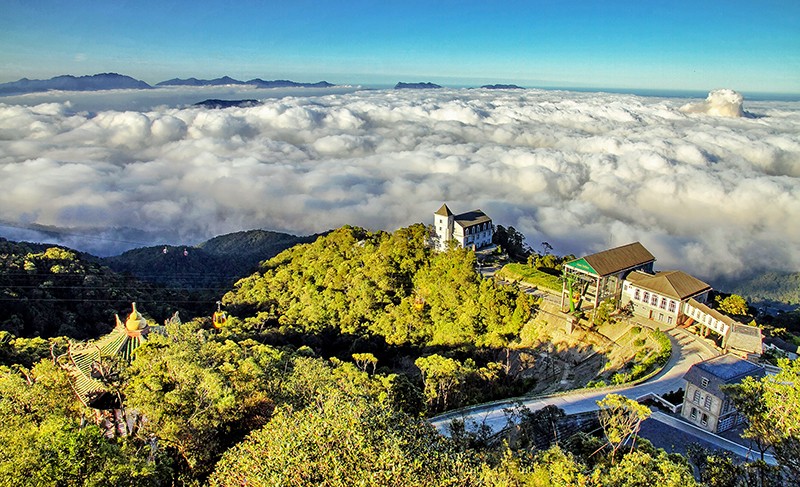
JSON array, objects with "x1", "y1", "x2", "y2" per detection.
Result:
[{"x1": 1, "y1": 88, "x2": 799, "y2": 283}]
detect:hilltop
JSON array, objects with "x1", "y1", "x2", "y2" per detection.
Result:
[
  {"x1": 104, "y1": 229, "x2": 318, "y2": 290},
  {"x1": 0, "y1": 229, "x2": 318, "y2": 338}
]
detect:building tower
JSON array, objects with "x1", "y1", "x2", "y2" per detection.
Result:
[{"x1": 434, "y1": 203, "x2": 454, "y2": 251}]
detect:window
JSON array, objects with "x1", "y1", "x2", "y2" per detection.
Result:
[
  {"x1": 634, "y1": 289, "x2": 640, "y2": 300},
  {"x1": 690, "y1": 407, "x2": 697, "y2": 420},
  {"x1": 667, "y1": 316, "x2": 673, "y2": 325},
  {"x1": 693, "y1": 390, "x2": 701, "y2": 403},
  {"x1": 660, "y1": 297, "x2": 667, "y2": 309},
  {"x1": 701, "y1": 377, "x2": 709, "y2": 388},
  {"x1": 701, "y1": 413, "x2": 708, "y2": 426},
  {"x1": 668, "y1": 300, "x2": 676, "y2": 312},
  {"x1": 643, "y1": 291, "x2": 650, "y2": 303},
  {"x1": 704, "y1": 395, "x2": 712, "y2": 410},
  {"x1": 651, "y1": 295, "x2": 658, "y2": 306}
]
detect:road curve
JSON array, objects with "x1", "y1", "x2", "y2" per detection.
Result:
[{"x1": 430, "y1": 324, "x2": 717, "y2": 434}]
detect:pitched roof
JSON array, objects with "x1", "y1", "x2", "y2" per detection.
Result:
[
  {"x1": 567, "y1": 242, "x2": 655, "y2": 277},
  {"x1": 687, "y1": 298, "x2": 739, "y2": 329},
  {"x1": 454, "y1": 209, "x2": 491, "y2": 227},
  {"x1": 435, "y1": 203, "x2": 453, "y2": 217},
  {"x1": 683, "y1": 354, "x2": 765, "y2": 399},
  {"x1": 626, "y1": 270, "x2": 711, "y2": 300},
  {"x1": 726, "y1": 323, "x2": 763, "y2": 355}
]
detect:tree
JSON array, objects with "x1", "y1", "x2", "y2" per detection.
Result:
[
  {"x1": 502, "y1": 403, "x2": 565, "y2": 450},
  {"x1": 479, "y1": 446, "x2": 589, "y2": 487},
  {"x1": 725, "y1": 358, "x2": 800, "y2": 484},
  {"x1": 715, "y1": 294, "x2": 749, "y2": 316},
  {"x1": 415, "y1": 354, "x2": 464, "y2": 412},
  {"x1": 122, "y1": 320, "x2": 287, "y2": 481},
  {"x1": 0, "y1": 360, "x2": 166, "y2": 486},
  {"x1": 687, "y1": 444, "x2": 748, "y2": 487},
  {"x1": 352, "y1": 352, "x2": 378, "y2": 374},
  {"x1": 593, "y1": 450, "x2": 697, "y2": 487},
  {"x1": 596, "y1": 394, "x2": 651, "y2": 464},
  {"x1": 209, "y1": 393, "x2": 478, "y2": 487}
]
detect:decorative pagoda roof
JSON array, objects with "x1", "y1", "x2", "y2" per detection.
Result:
[{"x1": 59, "y1": 303, "x2": 173, "y2": 408}]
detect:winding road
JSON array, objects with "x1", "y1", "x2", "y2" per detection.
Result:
[
  {"x1": 430, "y1": 318, "x2": 776, "y2": 463},
  {"x1": 431, "y1": 322, "x2": 713, "y2": 432}
]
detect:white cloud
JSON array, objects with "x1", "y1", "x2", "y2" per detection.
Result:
[
  {"x1": 0, "y1": 87, "x2": 799, "y2": 285},
  {"x1": 680, "y1": 89, "x2": 744, "y2": 117}
]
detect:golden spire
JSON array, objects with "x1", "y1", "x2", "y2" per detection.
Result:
[{"x1": 125, "y1": 302, "x2": 147, "y2": 333}]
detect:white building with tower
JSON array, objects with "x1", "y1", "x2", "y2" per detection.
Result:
[{"x1": 433, "y1": 203, "x2": 493, "y2": 252}]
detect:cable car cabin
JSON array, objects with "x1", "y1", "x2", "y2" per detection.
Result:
[{"x1": 212, "y1": 310, "x2": 228, "y2": 328}]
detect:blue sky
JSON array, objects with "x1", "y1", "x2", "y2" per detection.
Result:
[{"x1": 2, "y1": 0, "x2": 798, "y2": 93}]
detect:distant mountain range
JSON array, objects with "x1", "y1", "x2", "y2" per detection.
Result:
[
  {"x1": 0, "y1": 73, "x2": 533, "y2": 96},
  {"x1": 395, "y1": 82, "x2": 442, "y2": 89},
  {"x1": 103, "y1": 229, "x2": 319, "y2": 290},
  {"x1": 0, "y1": 73, "x2": 335, "y2": 96},
  {"x1": 481, "y1": 84, "x2": 524, "y2": 90},
  {"x1": 0, "y1": 73, "x2": 151, "y2": 95},
  {"x1": 157, "y1": 77, "x2": 334, "y2": 88},
  {"x1": 193, "y1": 99, "x2": 261, "y2": 109}
]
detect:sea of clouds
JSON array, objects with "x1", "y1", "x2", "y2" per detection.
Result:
[{"x1": 0, "y1": 87, "x2": 798, "y2": 283}]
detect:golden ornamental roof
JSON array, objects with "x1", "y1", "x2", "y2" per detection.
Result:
[{"x1": 58, "y1": 304, "x2": 172, "y2": 408}]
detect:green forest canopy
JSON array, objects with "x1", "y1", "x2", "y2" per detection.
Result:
[{"x1": 223, "y1": 224, "x2": 533, "y2": 348}]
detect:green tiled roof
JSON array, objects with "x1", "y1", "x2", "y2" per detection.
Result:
[{"x1": 59, "y1": 305, "x2": 172, "y2": 408}]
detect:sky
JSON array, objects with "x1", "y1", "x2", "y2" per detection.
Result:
[{"x1": 1, "y1": 0, "x2": 799, "y2": 93}]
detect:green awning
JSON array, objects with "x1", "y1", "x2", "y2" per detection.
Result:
[{"x1": 566, "y1": 258, "x2": 598, "y2": 276}]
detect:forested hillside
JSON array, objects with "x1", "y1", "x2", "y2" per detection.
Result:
[
  {"x1": 223, "y1": 224, "x2": 533, "y2": 348},
  {"x1": 0, "y1": 238, "x2": 186, "y2": 338},
  {"x1": 104, "y1": 229, "x2": 318, "y2": 291},
  {"x1": 720, "y1": 271, "x2": 800, "y2": 307},
  {"x1": 1, "y1": 225, "x2": 798, "y2": 485}
]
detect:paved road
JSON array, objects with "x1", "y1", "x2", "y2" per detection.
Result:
[
  {"x1": 432, "y1": 325, "x2": 712, "y2": 431},
  {"x1": 430, "y1": 321, "x2": 779, "y2": 464}
]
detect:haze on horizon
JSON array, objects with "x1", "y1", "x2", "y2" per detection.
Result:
[{"x1": 1, "y1": 0, "x2": 798, "y2": 94}]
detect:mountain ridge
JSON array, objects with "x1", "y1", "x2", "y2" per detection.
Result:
[{"x1": 0, "y1": 73, "x2": 336, "y2": 96}]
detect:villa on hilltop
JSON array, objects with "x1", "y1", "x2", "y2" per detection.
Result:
[{"x1": 433, "y1": 203, "x2": 494, "y2": 252}]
